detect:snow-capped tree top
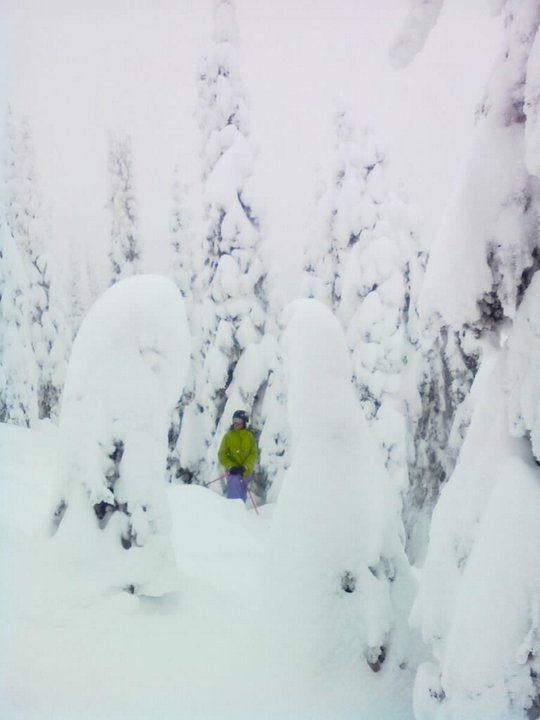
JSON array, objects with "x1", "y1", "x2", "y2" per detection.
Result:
[
  {"x1": 481, "y1": 1, "x2": 540, "y2": 124},
  {"x1": 198, "y1": 1, "x2": 249, "y2": 149},
  {"x1": 213, "y1": 0, "x2": 239, "y2": 45},
  {"x1": 488, "y1": 0, "x2": 506, "y2": 14},
  {"x1": 418, "y1": 1, "x2": 540, "y2": 331},
  {"x1": 108, "y1": 131, "x2": 141, "y2": 283},
  {"x1": 4, "y1": 107, "x2": 66, "y2": 421},
  {"x1": 62, "y1": 275, "x2": 190, "y2": 418},
  {"x1": 280, "y1": 298, "x2": 400, "y2": 536},
  {"x1": 281, "y1": 299, "x2": 389, "y2": 477},
  {"x1": 5, "y1": 109, "x2": 48, "y2": 258},
  {"x1": 389, "y1": 0, "x2": 444, "y2": 68}
]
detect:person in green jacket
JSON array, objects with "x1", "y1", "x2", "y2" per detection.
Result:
[{"x1": 218, "y1": 410, "x2": 257, "y2": 501}]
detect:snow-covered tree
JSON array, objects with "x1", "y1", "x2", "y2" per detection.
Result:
[
  {"x1": 301, "y1": 172, "x2": 338, "y2": 308},
  {"x1": 406, "y1": 1, "x2": 540, "y2": 334},
  {"x1": 169, "y1": 166, "x2": 196, "y2": 300},
  {"x1": 108, "y1": 132, "x2": 142, "y2": 284},
  {"x1": 303, "y1": 108, "x2": 426, "y2": 503},
  {"x1": 4, "y1": 108, "x2": 65, "y2": 421},
  {"x1": 254, "y1": 343, "x2": 290, "y2": 502},
  {"x1": 265, "y1": 299, "x2": 421, "y2": 706},
  {"x1": 52, "y1": 275, "x2": 191, "y2": 597},
  {"x1": 166, "y1": 167, "x2": 199, "y2": 483},
  {"x1": 390, "y1": 0, "x2": 443, "y2": 69},
  {"x1": 403, "y1": 320, "x2": 480, "y2": 561},
  {"x1": 176, "y1": 0, "x2": 275, "y2": 488},
  {"x1": 0, "y1": 216, "x2": 5, "y2": 421},
  {"x1": 64, "y1": 240, "x2": 93, "y2": 341},
  {"x1": 392, "y1": 0, "x2": 540, "y2": 564},
  {"x1": 301, "y1": 107, "x2": 370, "y2": 311},
  {"x1": 394, "y1": 2, "x2": 540, "y2": 716},
  {"x1": 506, "y1": 272, "x2": 540, "y2": 463},
  {"x1": 412, "y1": 332, "x2": 540, "y2": 720},
  {"x1": 0, "y1": 220, "x2": 38, "y2": 426}
]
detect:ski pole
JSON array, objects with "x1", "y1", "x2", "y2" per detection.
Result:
[
  {"x1": 205, "y1": 473, "x2": 228, "y2": 487},
  {"x1": 247, "y1": 487, "x2": 260, "y2": 515}
]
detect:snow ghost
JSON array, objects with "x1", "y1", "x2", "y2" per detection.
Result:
[
  {"x1": 265, "y1": 298, "x2": 417, "y2": 679},
  {"x1": 52, "y1": 275, "x2": 191, "y2": 597}
]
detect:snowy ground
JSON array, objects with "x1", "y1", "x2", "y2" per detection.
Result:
[{"x1": 0, "y1": 422, "x2": 416, "y2": 720}]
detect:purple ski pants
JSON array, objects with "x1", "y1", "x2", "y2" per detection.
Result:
[{"x1": 226, "y1": 473, "x2": 251, "y2": 502}]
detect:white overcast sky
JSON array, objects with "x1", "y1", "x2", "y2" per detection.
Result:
[{"x1": 3, "y1": 0, "x2": 503, "y2": 296}]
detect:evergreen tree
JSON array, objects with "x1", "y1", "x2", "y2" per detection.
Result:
[
  {"x1": 61, "y1": 238, "x2": 102, "y2": 368},
  {"x1": 397, "y1": 2, "x2": 540, "y2": 716},
  {"x1": 177, "y1": 0, "x2": 273, "y2": 486},
  {"x1": 65, "y1": 241, "x2": 91, "y2": 341},
  {"x1": 301, "y1": 107, "x2": 371, "y2": 311},
  {"x1": 0, "y1": 220, "x2": 38, "y2": 425},
  {"x1": 166, "y1": 167, "x2": 198, "y2": 483},
  {"x1": 0, "y1": 215, "x2": 5, "y2": 421},
  {"x1": 52, "y1": 276, "x2": 191, "y2": 598},
  {"x1": 266, "y1": 300, "x2": 420, "y2": 686},
  {"x1": 506, "y1": 273, "x2": 540, "y2": 465},
  {"x1": 405, "y1": 322, "x2": 478, "y2": 560},
  {"x1": 302, "y1": 109, "x2": 426, "y2": 499},
  {"x1": 412, "y1": 1, "x2": 540, "y2": 333},
  {"x1": 169, "y1": 167, "x2": 196, "y2": 300},
  {"x1": 4, "y1": 108, "x2": 65, "y2": 421},
  {"x1": 404, "y1": 0, "x2": 540, "y2": 555},
  {"x1": 108, "y1": 132, "x2": 142, "y2": 284}
]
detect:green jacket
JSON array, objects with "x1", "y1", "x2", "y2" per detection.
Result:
[{"x1": 218, "y1": 427, "x2": 258, "y2": 475}]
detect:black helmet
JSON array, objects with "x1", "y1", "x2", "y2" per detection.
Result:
[{"x1": 232, "y1": 410, "x2": 249, "y2": 425}]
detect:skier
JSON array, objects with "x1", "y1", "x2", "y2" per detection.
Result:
[{"x1": 218, "y1": 410, "x2": 257, "y2": 502}]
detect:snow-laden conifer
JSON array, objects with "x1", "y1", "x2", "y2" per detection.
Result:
[
  {"x1": 419, "y1": 1, "x2": 540, "y2": 333},
  {"x1": 302, "y1": 108, "x2": 426, "y2": 507},
  {"x1": 404, "y1": 2, "x2": 540, "y2": 716},
  {"x1": 64, "y1": 240, "x2": 93, "y2": 342},
  {"x1": 108, "y1": 132, "x2": 142, "y2": 284},
  {"x1": 404, "y1": 317, "x2": 480, "y2": 562},
  {"x1": 302, "y1": 107, "x2": 372, "y2": 311},
  {"x1": 0, "y1": 216, "x2": 5, "y2": 421},
  {"x1": 0, "y1": 220, "x2": 38, "y2": 426},
  {"x1": 178, "y1": 0, "x2": 274, "y2": 487},
  {"x1": 265, "y1": 299, "x2": 421, "y2": 698},
  {"x1": 166, "y1": 167, "x2": 199, "y2": 483},
  {"x1": 412, "y1": 332, "x2": 540, "y2": 719},
  {"x1": 212, "y1": 332, "x2": 288, "y2": 502},
  {"x1": 399, "y1": 0, "x2": 540, "y2": 562},
  {"x1": 506, "y1": 271, "x2": 540, "y2": 461},
  {"x1": 169, "y1": 167, "x2": 196, "y2": 302},
  {"x1": 52, "y1": 275, "x2": 191, "y2": 597},
  {"x1": 4, "y1": 108, "x2": 65, "y2": 421}
]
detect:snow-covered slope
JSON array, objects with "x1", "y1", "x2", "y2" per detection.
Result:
[
  {"x1": 0, "y1": 416, "x2": 419, "y2": 720},
  {"x1": 0, "y1": 422, "x2": 270, "y2": 720}
]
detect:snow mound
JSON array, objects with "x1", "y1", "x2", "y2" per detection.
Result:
[
  {"x1": 53, "y1": 274, "x2": 191, "y2": 597},
  {"x1": 265, "y1": 299, "x2": 420, "y2": 714}
]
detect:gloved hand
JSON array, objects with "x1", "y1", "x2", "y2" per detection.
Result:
[{"x1": 229, "y1": 465, "x2": 245, "y2": 476}]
